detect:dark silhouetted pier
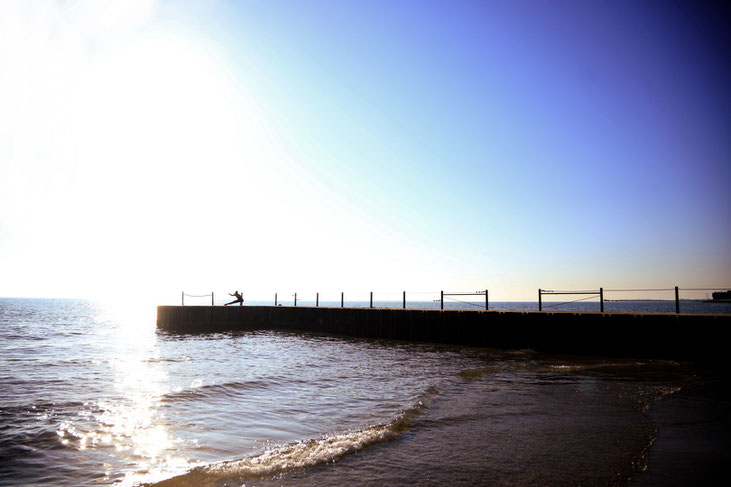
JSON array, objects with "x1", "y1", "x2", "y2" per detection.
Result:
[{"x1": 157, "y1": 305, "x2": 729, "y2": 364}]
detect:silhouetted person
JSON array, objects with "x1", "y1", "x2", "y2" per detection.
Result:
[{"x1": 224, "y1": 291, "x2": 244, "y2": 306}]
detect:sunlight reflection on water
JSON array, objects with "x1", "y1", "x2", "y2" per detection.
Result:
[
  {"x1": 2, "y1": 298, "x2": 720, "y2": 487},
  {"x1": 54, "y1": 300, "x2": 196, "y2": 485}
]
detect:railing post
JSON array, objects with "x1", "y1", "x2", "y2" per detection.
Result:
[
  {"x1": 275, "y1": 293, "x2": 278, "y2": 306},
  {"x1": 440, "y1": 290, "x2": 444, "y2": 310},
  {"x1": 294, "y1": 293, "x2": 297, "y2": 307},
  {"x1": 403, "y1": 291, "x2": 406, "y2": 309},
  {"x1": 600, "y1": 287, "x2": 604, "y2": 312},
  {"x1": 182, "y1": 291, "x2": 184, "y2": 306},
  {"x1": 341, "y1": 292, "x2": 344, "y2": 308},
  {"x1": 538, "y1": 289, "x2": 542, "y2": 311},
  {"x1": 370, "y1": 291, "x2": 373, "y2": 308},
  {"x1": 316, "y1": 292, "x2": 319, "y2": 307},
  {"x1": 485, "y1": 289, "x2": 489, "y2": 311},
  {"x1": 675, "y1": 286, "x2": 680, "y2": 314},
  {"x1": 212, "y1": 292, "x2": 214, "y2": 306}
]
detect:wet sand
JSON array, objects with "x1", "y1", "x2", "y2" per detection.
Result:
[{"x1": 629, "y1": 371, "x2": 730, "y2": 486}]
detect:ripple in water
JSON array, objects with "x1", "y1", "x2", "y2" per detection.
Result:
[{"x1": 0, "y1": 298, "x2": 723, "y2": 486}]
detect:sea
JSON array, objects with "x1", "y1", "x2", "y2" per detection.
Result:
[{"x1": 1, "y1": 297, "x2": 729, "y2": 487}]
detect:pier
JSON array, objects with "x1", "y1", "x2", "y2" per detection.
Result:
[{"x1": 157, "y1": 305, "x2": 730, "y2": 364}]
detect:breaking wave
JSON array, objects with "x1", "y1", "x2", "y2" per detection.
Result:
[{"x1": 148, "y1": 388, "x2": 440, "y2": 487}]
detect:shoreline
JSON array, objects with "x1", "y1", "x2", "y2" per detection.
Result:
[{"x1": 629, "y1": 371, "x2": 730, "y2": 486}]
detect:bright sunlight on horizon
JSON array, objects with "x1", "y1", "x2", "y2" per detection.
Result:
[{"x1": 1, "y1": 0, "x2": 730, "y2": 304}]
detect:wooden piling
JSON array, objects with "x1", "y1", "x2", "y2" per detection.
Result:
[
  {"x1": 600, "y1": 288, "x2": 604, "y2": 312},
  {"x1": 675, "y1": 286, "x2": 680, "y2": 314}
]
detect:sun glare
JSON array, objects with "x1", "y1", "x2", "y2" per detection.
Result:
[
  {"x1": 1, "y1": 0, "x2": 462, "y2": 300},
  {"x1": 2, "y1": 3, "x2": 306, "y2": 299}
]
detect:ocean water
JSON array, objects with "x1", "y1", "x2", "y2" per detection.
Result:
[{"x1": 1, "y1": 298, "x2": 728, "y2": 487}]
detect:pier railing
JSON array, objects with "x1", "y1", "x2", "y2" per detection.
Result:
[
  {"x1": 539, "y1": 289, "x2": 604, "y2": 312},
  {"x1": 440, "y1": 291, "x2": 489, "y2": 310},
  {"x1": 182, "y1": 292, "x2": 214, "y2": 306},
  {"x1": 284, "y1": 290, "x2": 491, "y2": 310},
  {"x1": 539, "y1": 287, "x2": 730, "y2": 313},
  {"x1": 181, "y1": 286, "x2": 730, "y2": 314},
  {"x1": 182, "y1": 290, "x2": 491, "y2": 310}
]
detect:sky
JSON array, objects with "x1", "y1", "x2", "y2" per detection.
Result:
[{"x1": 1, "y1": 0, "x2": 729, "y2": 304}]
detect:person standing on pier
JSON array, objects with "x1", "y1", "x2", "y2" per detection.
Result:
[{"x1": 224, "y1": 291, "x2": 244, "y2": 306}]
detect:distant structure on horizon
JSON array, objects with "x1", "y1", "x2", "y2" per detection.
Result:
[{"x1": 711, "y1": 290, "x2": 731, "y2": 302}]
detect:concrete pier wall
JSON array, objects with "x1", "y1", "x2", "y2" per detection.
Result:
[{"x1": 156, "y1": 305, "x2": 730, "y2": 363}]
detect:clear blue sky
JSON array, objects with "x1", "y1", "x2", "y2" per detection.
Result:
[{"x1": 0, "y1": 0, "x2": 729, "y2": 302}]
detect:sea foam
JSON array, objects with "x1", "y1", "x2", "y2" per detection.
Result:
[{"x1": 149, "y1": 391, "x2": 437, "y2": 487}]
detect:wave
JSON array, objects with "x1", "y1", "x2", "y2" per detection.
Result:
[
  {"x1": 159, "y1": 379, "x2": 273, "y2": 403},
  {"x1": 148, "y1": 388, "x2": 440, "y2": 487},
  {"x1": 0, "y1": 399, "x2": 86, "y2": 417},
  {"x1": 142, "y1": 355, "x2": 192, "y2": 364},
  {"x1": 458, "y1": 366, "x2": 506, "y2": 380}
]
